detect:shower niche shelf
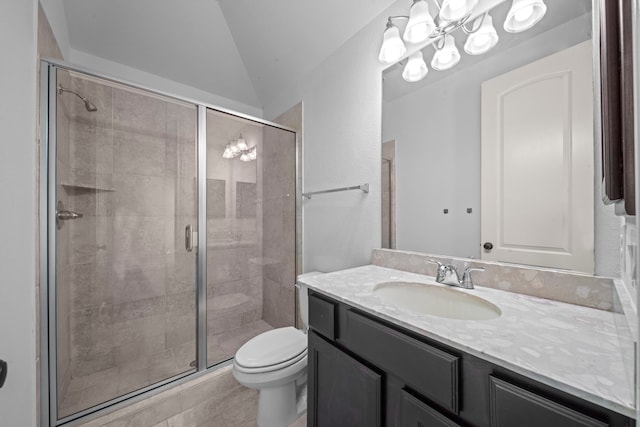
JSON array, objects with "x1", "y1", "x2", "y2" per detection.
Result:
[{"x1": 61, "y1": 183, "x2": 115, "y2": 192}]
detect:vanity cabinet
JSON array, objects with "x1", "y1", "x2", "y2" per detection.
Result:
[{"x1": 306, "y1": 291, "x2": 635, "y2": 427}]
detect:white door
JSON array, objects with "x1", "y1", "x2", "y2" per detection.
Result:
[{"x1": 481, "y1": 41, "x2": 594, "y2": 273}]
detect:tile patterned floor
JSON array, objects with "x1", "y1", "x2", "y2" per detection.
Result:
[
  {"x1": 77, "y1": 365, "x2": 307, "y2": 427},
  {"x1": 60, "y1": 320, "x2": 274, "y2": 419}
]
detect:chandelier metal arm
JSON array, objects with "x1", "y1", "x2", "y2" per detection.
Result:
[{"x1": 461, "y1": 12, "x2": 487, "y2": 34}]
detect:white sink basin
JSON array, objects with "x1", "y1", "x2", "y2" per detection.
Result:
[{"x1": 373, "y1": 281, "x2": 501, "y2": 321}]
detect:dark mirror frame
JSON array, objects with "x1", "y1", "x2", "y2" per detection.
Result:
[{"x1": 599, "y1": 0, "x2": 636, "y2": 215}]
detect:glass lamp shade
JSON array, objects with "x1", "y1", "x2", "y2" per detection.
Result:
[
  {"x1": 431, "y1": 35, "x2": 460, "y2": 70},
  {"x1": 403, "y1": 0, "x2": 436, "y2": 44},
  {"x1": 402, "y1": 51, "x2": 428, "y2": 82},
  {"x1": 240, "y1": 146, "x2": 257, "y2": 162},
  {"x1": 504, "y1": 0, "x2": 547, "y2": 33},
  {"x1": 464, "y1": 14, "x2": 499, "y2": 55},
  {"x1": 236, "y1": 135, "x2": 248, "y2": 151},
  {"x1": 439, "y1": 0, "x2": 478, "y2": 22},
  {"x1": 222, "y1": 143, "x2": 236, "y2": 159},
  {"x1": 379, "y1": 24, "x2": 407, "y2": 64}
]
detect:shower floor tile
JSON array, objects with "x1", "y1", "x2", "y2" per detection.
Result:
[{"x1": 75, "y1": 366, "x2": 307, "y2": 427}]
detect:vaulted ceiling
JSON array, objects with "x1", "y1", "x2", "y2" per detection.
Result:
[{"x1": 62, "y1": 0, "x2": 398, "y2": 110}]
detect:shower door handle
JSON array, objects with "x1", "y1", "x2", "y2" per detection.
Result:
[
  {"x1": 185, "y1": 225, "x2": 194, "y2": 252},
  {"x1": 56, "y1": 201, "x2": 83, "y2": 221}
]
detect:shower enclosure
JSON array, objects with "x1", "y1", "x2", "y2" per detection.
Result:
[{"x1": 39, "y1": 60, "x2": 298, "y2": 426}]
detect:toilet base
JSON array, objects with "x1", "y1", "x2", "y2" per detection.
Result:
[{"x1": 257, "y1": 383, "x2": 307, "y2": 427}]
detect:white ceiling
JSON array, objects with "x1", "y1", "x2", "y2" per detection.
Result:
[{"x1": 62, "y1": 0, "x2": 397, "y2": 110}]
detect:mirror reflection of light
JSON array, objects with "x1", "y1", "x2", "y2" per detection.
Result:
[
  {"x1": 402, "y1": 51, "x2": 429, "y2": 82},
  {"x1": 504, "y1": 0, "x2": 547, "y2": 33},
  {"x1": 432, "y1": 35, "x2": 460, "y2": 70},
  {"x1": 465, "y1": 14, "x2": 499, "y2": 55}
]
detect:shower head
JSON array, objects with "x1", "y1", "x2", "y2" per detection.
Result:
[{"x1": 57, "y1": 84, "x2": 98, "y2": 112}]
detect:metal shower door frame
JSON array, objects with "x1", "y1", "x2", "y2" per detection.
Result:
[{"x1": 38, "y1": 59, "x2": 300, "y2": 427}]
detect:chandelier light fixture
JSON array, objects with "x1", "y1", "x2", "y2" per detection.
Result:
[
  {"x1": 379, "y1": 0, "x2": 547, "y2": 82},
  {"x1": 222, "y1": 134, "x2": 256, "y2": 162}
]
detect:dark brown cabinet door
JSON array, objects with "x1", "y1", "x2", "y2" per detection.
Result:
[
  {"x1": 489, "y1": 377, "x2": 608, "y2": 427},
  {"x1": 307, "y1": 330, "x2": 382, "y2": 427},
  {"x1": 401, "y1": 389, "x2": 461, "y2": 427}
]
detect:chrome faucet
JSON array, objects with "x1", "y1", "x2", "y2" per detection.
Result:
[{"x1": 427, "y1": 260, "x2": 485, "y2": 289}]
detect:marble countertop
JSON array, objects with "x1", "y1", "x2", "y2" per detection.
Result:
[{"x1": 298, "y1": 265, "x2": 636, "y2": 418}]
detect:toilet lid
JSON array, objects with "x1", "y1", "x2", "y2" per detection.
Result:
[{"x1": 235, "y1": 327, "x2": 307, "y2": 369}]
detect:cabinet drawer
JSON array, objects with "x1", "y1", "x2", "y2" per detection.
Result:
[
  {"x1": 489, "y1": 376, "x2": 608, "y2": 427},
  {"x1": 345, "y1": 309, "x2": 459, "y2": 413},
  {"x1": 309, "y1": 294, "x2": 336, "y2": 340},
  {"x1": 402, "y1": 389, "x2": 461, "y2": 427}
]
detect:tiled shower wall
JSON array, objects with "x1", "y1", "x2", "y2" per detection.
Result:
[{"x1": 261, "y1": 124, "x2": 297, "y2": 328}]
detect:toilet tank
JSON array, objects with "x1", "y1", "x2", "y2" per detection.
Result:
[
  {"x1": 296, "y1": 272, "x2": 323, "y2": 332},
  {"x1": 296, "y1": 281, "x2": 309, "y2": 332}
]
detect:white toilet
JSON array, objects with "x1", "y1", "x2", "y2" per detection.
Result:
[{"x1": 232, "y1": 282, "x2": 310, "y2": 427}]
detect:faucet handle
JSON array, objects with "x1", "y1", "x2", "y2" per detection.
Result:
[
  {"x1": 426, "y1": 259, "x2": 446, "y2": 281},
  {"x1": 461, "y1": 266, "x2": 485, "y2": 288},
  {"x1": 426, "y1": 259, "x2": 444, "y2": 268}
]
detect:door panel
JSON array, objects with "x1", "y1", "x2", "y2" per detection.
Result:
[
  {"x1": 481, "y1": 41, "x2": 594, "y2": 273},
  {"x1": 54, "y1": 69, "x2": 198, "y2": 418}
]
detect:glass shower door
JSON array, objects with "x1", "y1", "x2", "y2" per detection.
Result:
[
  {"x1": 205, "y1": 109, "x2": 297, "y2": 366},
  {"x1": 53, "y1": 69, "x2": 198, "y2": 418}
]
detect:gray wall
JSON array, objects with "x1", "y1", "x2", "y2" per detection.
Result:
[
  {"x1": 0, "y1": 0, "x2": 38, "y2": 425},
  {"x1": 383, "y1": 13, "x2": 623, "y2": 277}
]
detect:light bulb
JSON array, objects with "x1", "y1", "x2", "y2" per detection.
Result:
[
  {"x1": 379, "y1": 24, "x2": 406, "y2": 64},
  {"x1": 403, "y1": 0, "x2": 435, "y2": 44},
  {"x1": 514, "y1": 5, "x2": 534, "y2": 22},
  {"x1": 439, "y1": 51, "x2": 453, "y2": 64},
  {"x1": 431, "y1": 35, "x2": 460, "y2": 70},
  {"x1": 222, "y1": 144, "x2": 235, "y2": 159},
  {"x1": 236, "y1": 135, "x2": 248, "y2": 151},
  {"x1": 473, "y1": 34, "x2": 490, "y2": 47},
  {"x1": 439, "y1": 0, "x2": 478, "y2": 22},
  {"x1": 402, "y1": 51, "x2": 428, "y2": 82},
  {"x1": 504, "y1": 0, "x2": 546, "y2": 33},
  {"x1": 464, "y1": 14, "x2": 499, "y2": 55},
  {"x1": 449, "y1": 0, "x2": 465, "y2": 10}
]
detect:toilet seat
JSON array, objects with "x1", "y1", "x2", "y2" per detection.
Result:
[{"x1": 235, "y1": 327, "x2": 307, "y2": 374}]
